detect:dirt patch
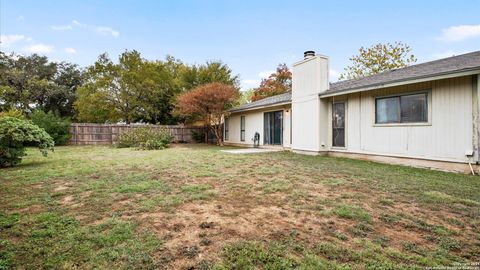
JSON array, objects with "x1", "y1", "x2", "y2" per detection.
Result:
[
  {"x1": 376, "y1": 226, "x2": 427, "y2": 249},
  {"x1": 15, "y1": 204, "x2": 43, "y2": 214},
  {"x1": 139, "y1": 200, "x2": 345, "y2": 268},
  {"x1": 81, "y1": 191, "x2": 92, "y2": 198},
  {"x1": 54, "y1": 183, "x2": 72, "y2": 192},
  {"x1": 60, "y1": 195, "x2": 74, "y2": 205}
]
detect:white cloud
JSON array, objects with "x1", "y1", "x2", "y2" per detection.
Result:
[
  {"x1": 438, "y1": 24, "x2": 480, "y2": 42},
  {"x1": 17, "y1": 15, "x2": 24, "y2": 21},
  {"x1": 241, "y1": 79, "x2": 260, "y2": 91},
  {"x1": 64, "y1": 47, "x2": 77, "y2": 54},
  {"x1": 51, "y1": 20, "x2": 119, "y2": 37},
  {"x1": 72, "y1": 20, "x2": 82, "y2": 26},
  {"x1": 329, "y1": 69, "x2": 340, "y2": 82},
  {"x1": 96, "y1": 26, "x2": 120, "y2": 37},
  {"x1": 258, "y1": 70, "x2": 274, "y2": 79},
  {"x1": 1, "y1": 34, "x2": 55, "y2": 55},
  {"x1": 24, "y1": 43, "x2": 54, "y2": 54},
  {"x1": 0, "y1": 34, "x2": 27, "y2": 47},
  {"x1": 51, "y1": 25, "x2": 73, "y2": 31}
]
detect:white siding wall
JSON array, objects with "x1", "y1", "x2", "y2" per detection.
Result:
[
  {"x1": 225, "y1": 106, "x2": 291, "y2": 147},
  {"x1": 326, "y1": 76, "x2": 474, "y2": 162},
  {"x1": 291, "y1": 55, "x2": 329, "y2": 152}
]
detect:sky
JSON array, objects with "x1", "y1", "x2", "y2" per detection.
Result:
[{"x1": 1, "y1": 0, "x2": 480, "y2": 90}]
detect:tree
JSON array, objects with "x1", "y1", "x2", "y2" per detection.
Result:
[
  {"x1": 75, "y1": 51, "x2": 182, "y2": 124},
  {"x1": 180, "y1": 61, "x2": 239, "y2": 91},
  {"x1": 252, "y1": 64, "x2": 291, "y2": 102},
  {"x1": 31, "y1": 110, "x2": 71, "y2": 145},
  {"x1": 176, "y1": 82, "x2": 239, "y2": 145},
  {"x1": 136, "y1": 57, "x2": 184, "y2": 124},
  {"x1": 238, "y1": 88, "x2": 254, "y2": 105},
  {"x1": 49, "y1": 62, "x2": 83, "y2": 117},
  {"x1": 75, "y1": 82, "x2": 118, "y2": 123},
  {"x1": 74, "y1": 54, "x2": 117, "y2": 123},
  {"x1": 339, "y1": 42, "x2": 417, "y2": 80},
  {"x1": 0, "y1": 52, "x2": 83, "y2": 117}
]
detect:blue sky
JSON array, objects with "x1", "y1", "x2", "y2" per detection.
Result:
[{"x1": 1, "y1": 0, "x2": 480, "y2": 90}]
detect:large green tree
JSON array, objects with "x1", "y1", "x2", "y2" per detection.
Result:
[
  {"x1": 339, "y1": 42, "x2": 417, "y2": 80},
  {"x1": 180, "y1": 61, "x2": 239, "y2": 91},
  {"x1": 0, "y1": 52, "x2": 83, "y2": 117},
  {"x1": 75, "y1": 51, "x2": 159, "y2": 123}
]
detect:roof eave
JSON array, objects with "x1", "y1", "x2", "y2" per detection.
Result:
[
  {"x1": 320, "y1": 68, "x2": 480, "y2": 98},
  {"x1": 229, "y1": 101, "x2": 291, "y2": 114}
]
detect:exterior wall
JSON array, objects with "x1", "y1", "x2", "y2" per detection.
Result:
[
  {"x1": 224, "y1": 105, "x2": 291, "y2": 148},
  {"x1": 291, "y1": 55, "x2": 329, "y2": 152},
  {"x1": 474, "y1": 75, "x2": 480, "y2": 162},
  {"x1": 325, "y1": 76, "x2": 475, "y2": 163}
]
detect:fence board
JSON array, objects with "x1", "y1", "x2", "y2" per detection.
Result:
[{"x1": 69, "y1": 123, "x2": 206, "y2": 145}]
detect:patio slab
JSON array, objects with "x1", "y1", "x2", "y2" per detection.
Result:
[{"x1": 221, "y1": 148, "x2": 284, "y2": 154}]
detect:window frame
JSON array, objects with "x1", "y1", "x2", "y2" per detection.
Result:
[
  {"x1": 240, "y1": 116, "x2": 245, "y2": 142},
  {"x1": 374, "y1": 90, "x2": 431, "y2": 126},
  {"x1": 263, "y1": 110, "x2": 283, "y2": 145},
  {"x1": 224, "y1": 117, "x2": 229, "y2": 141},
  {"x1": 332, "y1": 101, "x2": 347, "y2": 148}
]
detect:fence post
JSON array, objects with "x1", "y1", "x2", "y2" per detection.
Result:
[
  {"x1": 75, "y1": 123, "x2": 79, "y2": 145},
  {"x1": 109, "y1": 125, "x2": 113, "y2": 144}
]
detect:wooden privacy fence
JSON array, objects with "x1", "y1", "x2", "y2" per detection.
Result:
[{"x1": 69, "y1": 123, "x2": 206, "y2": 145}]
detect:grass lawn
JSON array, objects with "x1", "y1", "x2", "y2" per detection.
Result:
[{"x1": 1, "y1": 145, "x2": 479, "y2": 269}]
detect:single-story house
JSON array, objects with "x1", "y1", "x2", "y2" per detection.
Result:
[{"x1": 225, "y1": 50, "x2": 480, "y2": 173}]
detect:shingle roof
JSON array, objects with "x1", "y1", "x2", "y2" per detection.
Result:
[
  {"x1": 229, "y1": 92, "x2": 291, "y2": 113},
  {"x1": 324, "y1": 51, "x2": 480, "y2": 96},
  {"x1": 230, "y1": 51, "x2": 480, "y2": 112}
]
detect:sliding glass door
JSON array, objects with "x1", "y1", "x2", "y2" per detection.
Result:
[{"x1": 264, "y1": 111, "x2": 283, "y2": 145}]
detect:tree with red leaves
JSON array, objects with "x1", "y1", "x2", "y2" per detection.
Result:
[
  {"x1": 251, "y1": 64, "x2": 292, "y2": 102},
  {"x1": 176, "y1": 82, "x2": 239, "y2": 145}
]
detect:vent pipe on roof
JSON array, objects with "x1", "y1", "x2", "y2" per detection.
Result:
[{"x1": 304, "y1": 51, "x2": 315, "y2": 59}]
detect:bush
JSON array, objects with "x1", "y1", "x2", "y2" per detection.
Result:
[
  {"x1": 0, "y1": 117, "x2": 54, "y2": 167},
  {"x1": 31, "y1": 110, "x2": 71, "y2": 145},
  {"x1": 0, "y1": 109, "x2": 26, "y2": 119},
  {"x1": 115, "y1": 127, "x2": 174, "y2": 150},
  {"x1": 191, "y1": 130, "x2": 205, "y2": 143}
]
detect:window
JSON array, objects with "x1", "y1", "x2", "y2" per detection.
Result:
[
  {"x1": 332, "y1": 102, "x2": 345, "y2": 147},
  {"x1": 224, "y1": 118, "x2": 229, "y2": 141},
  {"x1": 240, "y1": 116, "x2": 245, "y2": 141},
  {"x1": 375, "y1": 93, "x2": 428, "y2": 124}
]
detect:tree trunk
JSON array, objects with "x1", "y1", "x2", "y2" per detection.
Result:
[
  {"x1": 210, "y1": 125, "x2": 223, "y2": 146},
  {"x1": 204, "y1": 124, "x2": 208, "y2": 144}
]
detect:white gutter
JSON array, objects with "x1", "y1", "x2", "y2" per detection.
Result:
[{"x1": 229, "y1": 101, "x2": 291, "y2": 114}]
